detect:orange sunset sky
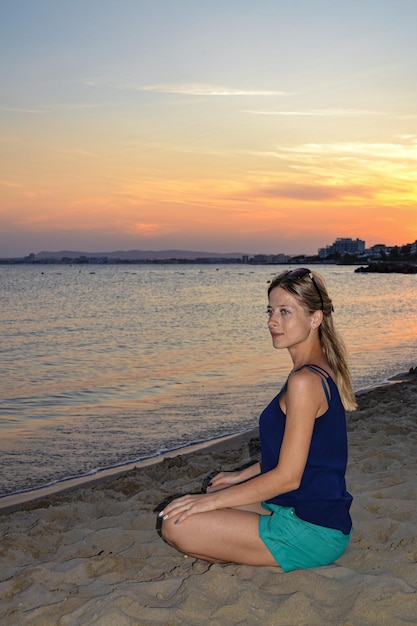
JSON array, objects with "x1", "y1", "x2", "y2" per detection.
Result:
[{"x1": 1, "y1": 1, "x2": 416, "y2": 257}]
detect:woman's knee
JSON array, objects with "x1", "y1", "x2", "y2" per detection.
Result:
[
  {"x1": 161, "y1": 515, "x2": 200, "y2": 556},
  {"x1": 161, "y1": 516, "x2": 182, "y2": 548}
]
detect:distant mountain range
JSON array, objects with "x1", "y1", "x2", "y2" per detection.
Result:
[{"x1": 35, "y1": 249, "x2": 247, "y2": 261}]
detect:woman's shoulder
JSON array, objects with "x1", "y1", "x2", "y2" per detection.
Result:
[
  {"x1": 291, "y1": 363, "x2": 335, "y2": 383},
  {"x1": 287, "y1": 366, "x2": 322, "y2": 392},
  {"x1": 287, "y1": 364, "x2": 335, "y2": 400}
]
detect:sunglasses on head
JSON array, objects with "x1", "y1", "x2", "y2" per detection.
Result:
[{"x1": 285, "y1": 268, "x2": 324, "y2": 312}]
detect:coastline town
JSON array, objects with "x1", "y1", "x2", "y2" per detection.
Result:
[{"x1": 1, "y1": 236, "x2": 417, "y2": 269}]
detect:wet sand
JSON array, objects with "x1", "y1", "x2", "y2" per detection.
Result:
[{"x1": 1, "y1": 375, "x2": 417, "y2": 625}]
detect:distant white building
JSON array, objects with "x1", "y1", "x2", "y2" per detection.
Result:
[
  {"x1": 251, "y1": 253, "x2": 291, "y2": 264},
  {"x1": 318, "y1": 238, "x2": 365, "y2": 258},
  {"x1": 368, "y1": 244, "x2": 389, "y2": 258}
]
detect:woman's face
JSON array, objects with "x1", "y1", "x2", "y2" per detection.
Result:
[{"x1": 267, "y1": 286, "x2": 313, "y2": 350}]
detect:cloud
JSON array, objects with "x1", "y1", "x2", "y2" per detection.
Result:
[
  {"x1": 0, "y1": 180, "x2": 21, "y2": 188},
  {"x1": 243, "y1": 108, "x2": 385, "y2": 117},
  {"x1": 0, "y1": 107, "x2": 44, "y2": 114},
  {"x1": 140, "y1": 83, "x2": 290, "y2": 96},
  {"x1": 244, "y1": 141, "x2": 417, "y2": 170},
  {"x1": 253, "y1": 183, "x2": 371, "y2": 202},
  {"x1": 396, "y1": 134, "x2": 417, "y2": 141},
  {"x1": 133, "y1": 223, "x2": 166, "y2": 237},
  {"x1": 282, "y1": 141, "x2": 417, "y2": 162},
  {"x1": 49, "y1": 102, "x2": 122, "y2": 111},
  {"x1": 1, "y1": 102, "x2": 120, "y2": 115}
]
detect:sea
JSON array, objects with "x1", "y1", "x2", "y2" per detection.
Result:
[{"x1": 1, "y1": 263, "x2": 416, "y2": 501}]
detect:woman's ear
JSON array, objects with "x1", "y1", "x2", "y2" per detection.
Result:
[{"x1": 311, "y1": 310, "x2": 323, "y2": 330}]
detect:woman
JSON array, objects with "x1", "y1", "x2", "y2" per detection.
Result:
[{"x1": 160, "y1": 268, "x2": 356, "y2": 571}]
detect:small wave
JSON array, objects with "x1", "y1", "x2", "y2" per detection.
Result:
[{"x1": 0, "y1": 427, "x2": 254, "y2": 505}]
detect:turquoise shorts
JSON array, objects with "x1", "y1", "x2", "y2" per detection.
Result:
[{"x1": 259, "y1": 503, "x2": 352, "y2": 572}]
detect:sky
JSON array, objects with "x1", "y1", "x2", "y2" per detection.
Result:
[{"x1": 1, "y1": 0, "x2": 416, "y2": 257}]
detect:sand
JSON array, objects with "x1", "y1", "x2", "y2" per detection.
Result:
[{"x1": 1, "y1": 375, "x2": 417, "y2": 625}]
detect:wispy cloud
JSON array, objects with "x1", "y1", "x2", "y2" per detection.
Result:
[
  {"x1": 244, "y1": 108, "x2": 385, "y2": 117},
  {"x1": 141, "y1": 83, "x2": 290, "y2": 96},
  {"x1": 281, "y1": 141, "x2": 417, "y2": 161},
  {"x1": 242, "y1": 140, "x2": 417, "y2": 167},
  {"x1": 0, "y1": 180, "x2": 22, "y2": 188},
  {"x1": 396, "y1": 134, "x2": 417, "y2": 141},
  {"x1": 241, "y1": 139, "x2": 417, "y2": 206},
  {"x1": 49, "y1": 102, "x2": 122, "y2": 111},
  {"x1": 252, "y1": 183, "x2": 371, "y2": 202},
  {"x1": 0, "y1": 107, "x2": 44, "y2": 114},
  {"x1": 1, "y1": 102, "x2": 120, "y2": 115},
  {"x1": 132, "y1": 223, "x2": 169, "y2": 237}
]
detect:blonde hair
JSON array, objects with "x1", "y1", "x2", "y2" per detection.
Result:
[{"x1": 268, "y1": 269, "x2": 357, "y2": 411}]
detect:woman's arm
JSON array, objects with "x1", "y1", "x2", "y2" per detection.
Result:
[
  {"x1": 161, "y1": 369, "x2": 324, "y2": 523},
  {"x1": 206, "y1": 461, "x2": 262, "y2": 492}
]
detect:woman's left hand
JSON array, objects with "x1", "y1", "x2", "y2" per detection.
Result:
[{"x1": 159, "y1": 493, "x2": 217, "y2": 525}]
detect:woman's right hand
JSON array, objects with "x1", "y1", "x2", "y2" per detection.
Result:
[
  {"x1": 205, "y1": 462, "x2": 262, "y2": 492},
  {"x1": 205, "y1": 470, "x2": 244, "y2": 492}
]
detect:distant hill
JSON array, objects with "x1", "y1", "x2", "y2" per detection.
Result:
[{"x1": 35, "y1": 249, "x2": 246, "y2": 261}]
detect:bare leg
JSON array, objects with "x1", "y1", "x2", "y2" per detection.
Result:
[{"x1": 161, "y1": 508, "x2": 280, "y2": 567}]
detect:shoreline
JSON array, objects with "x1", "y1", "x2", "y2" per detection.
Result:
[
  {"x1": 1, "y1": 368, "x2": 415, "y2": 514},
  {"x1": 0, "y1": 429, "x2": 258, "y2": 515}
]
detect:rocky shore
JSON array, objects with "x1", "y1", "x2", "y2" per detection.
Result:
[{"x1": 355, "y1": 261, "x2": 417, "y2": 274}]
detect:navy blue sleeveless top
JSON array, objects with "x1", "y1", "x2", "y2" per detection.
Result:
[{"x1": 259, "y1": 365, "x2": 352, "y2": 535}]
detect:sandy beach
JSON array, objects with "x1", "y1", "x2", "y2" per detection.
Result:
[{"x1": 1, "y1": 375, "x2": 417, "y2": 625}]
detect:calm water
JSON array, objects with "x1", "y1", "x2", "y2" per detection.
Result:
[{"x1": 1, "y1": 264, "x2": 416, "y2": 497}]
